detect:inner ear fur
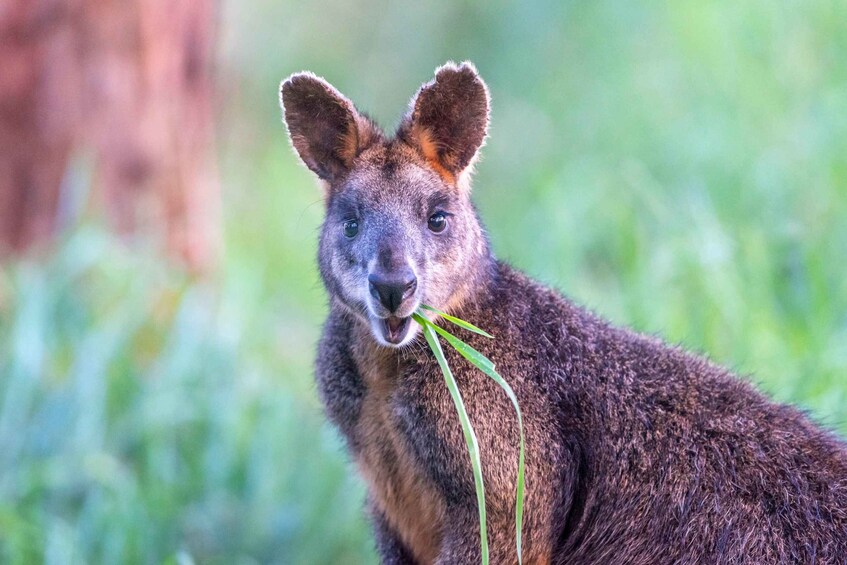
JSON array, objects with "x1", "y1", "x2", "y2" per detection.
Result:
[
  {"x1": 398, "y1": 61, "x2": 490, "y2": 184},
  {"x1": 280, "y1": 72, "x2": 381, "y2": 183}
]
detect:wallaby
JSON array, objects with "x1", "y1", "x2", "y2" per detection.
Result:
[{"x1": 279, "y1": 62, "x2": 847, "y2": 564}]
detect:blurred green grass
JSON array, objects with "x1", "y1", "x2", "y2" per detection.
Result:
[{"x1": 2, "y1": 1, "x2": 847, "y2": 562}]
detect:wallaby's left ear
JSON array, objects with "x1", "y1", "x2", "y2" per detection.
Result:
[{"x1": 398, "y1": 61, "x2": 490, "y2": 185}]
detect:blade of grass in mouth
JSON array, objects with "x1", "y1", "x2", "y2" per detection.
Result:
[
  {"x1": 414, "y1": 312, "x2": 490, "y2": 564},
  {"x1": 412, "y1": 309, "x2": 525, "y2": 564}
]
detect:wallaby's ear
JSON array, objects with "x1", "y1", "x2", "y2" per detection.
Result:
[
  {"x1": 280, "y1": 72, "x2": 380, "y2": 183},
  {"x1": 398, "y1": 61, "x2": 490, "y2": 185}
]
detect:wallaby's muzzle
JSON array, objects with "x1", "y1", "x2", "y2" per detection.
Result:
[{"x1": 366, "y1": 262, "x2": 419, "y2": 345}]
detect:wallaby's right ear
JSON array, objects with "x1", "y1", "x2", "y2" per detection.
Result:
[{"x1": 280, "y1": 72, "x2": 380, "y2": 183}]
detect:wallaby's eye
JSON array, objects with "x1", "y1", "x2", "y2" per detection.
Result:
[
  {"x1": 343, "y1": 219, "x2": 359, "y2": 238},
  {"x1": 428, "y1": 212, "x2": 448, "y2": 233}
]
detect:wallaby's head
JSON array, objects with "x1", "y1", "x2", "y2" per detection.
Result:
[{"x1": 280, "y1": 62, "x2": 492, "y2": 347}]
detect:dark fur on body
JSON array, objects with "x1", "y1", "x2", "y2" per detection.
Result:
[{"x1": 281, "y1": 62, "x2": 847, "y2": 564}]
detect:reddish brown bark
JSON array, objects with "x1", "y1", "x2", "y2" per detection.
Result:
[
  {"x1": 0, "y1": 0, "x2": 79, "y2": 254},
  {"x1": 0, "y1": 0, "x2": 219, "y2": 269}
]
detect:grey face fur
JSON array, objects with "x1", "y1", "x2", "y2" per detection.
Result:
[{"x1": 281, "y1": 62, "x2": 491, "y2": 347}]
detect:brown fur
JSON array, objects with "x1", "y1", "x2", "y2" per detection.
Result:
[
  {"x1": 280, "y1": 62, "x2": 847, "y2": 564},
  {"x1": 351, "y1": 322, "x2": 447, "y2": 563}
]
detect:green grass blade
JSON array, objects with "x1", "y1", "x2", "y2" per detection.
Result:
[
  {"x1": 413, "y1": 313, "x2": 489, "y2": 564},
  {"x1": 427, "y1": 324, "x2": 495, "y2": 372},
  {"x1": 424, "y1": 321, "x2": 526, "y2": 564},
  {"x1": 418, "y1": 304, "x2": 494, "y2": 338}
]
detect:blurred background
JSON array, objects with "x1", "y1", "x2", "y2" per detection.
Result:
[{"x1": 1, "y1": 0, "x2": 846, "y2": 562}]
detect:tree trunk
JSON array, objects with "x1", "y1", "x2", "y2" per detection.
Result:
[{"x1": 0, "y1": 0, "x2": 219, "y2": 270}]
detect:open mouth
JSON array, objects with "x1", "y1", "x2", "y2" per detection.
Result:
[{"x1": 380, "y1": 315, "x2": 412, "y2": 345}]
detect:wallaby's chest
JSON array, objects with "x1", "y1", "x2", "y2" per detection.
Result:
[{"x1": 349, "y1": 341, "x2": 445, "y2": 563}]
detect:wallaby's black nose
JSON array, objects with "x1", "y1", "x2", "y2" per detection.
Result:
[{"x1": 368, "y1": 269, "x2": 417, "y2": 313}]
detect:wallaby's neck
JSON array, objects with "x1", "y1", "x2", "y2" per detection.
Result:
[{"x1": 442, "y1": 240, "x2": 497, "y2": 320}]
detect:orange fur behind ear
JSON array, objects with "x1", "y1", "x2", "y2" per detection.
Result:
[
  {"x1": 412, "y1": 126, "x2": 457, "y2": 184},
  {"x1": 338, "y1": 122, "x2": 358, "y2": 166}
]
